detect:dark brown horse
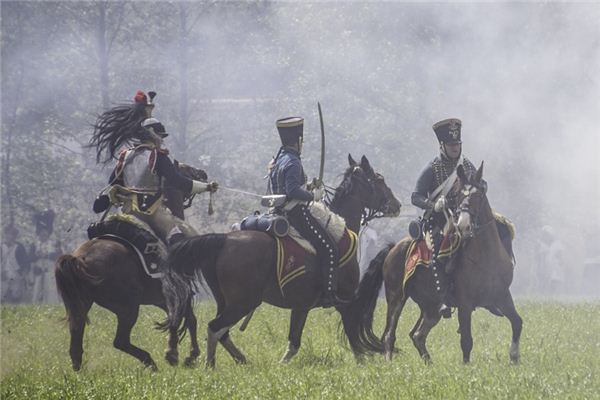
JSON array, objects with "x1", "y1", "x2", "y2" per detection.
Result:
[
  {"x1": 162, "y1": 155, "x2": 401, "y2": 367},
  {"x1": 355, "y1": 162, "x2": 522, "y2": 364},
  {"x1": 55, "y1": 164, "x2": 207, "y2": 371}
]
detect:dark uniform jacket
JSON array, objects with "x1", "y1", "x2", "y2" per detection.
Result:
[
  {"x1": 411, "y1": 155, "x2": 479, "y2": 212},
  {"x1": 269, "y1": 147, "x2": 313, "y2": 202}
]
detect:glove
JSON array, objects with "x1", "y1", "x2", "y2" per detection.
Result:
[
  {"x1": 434, "y1": 196, "x2": 446, "y2": 212},
  {"x1": 191, "y1": 180, "x2": 211, "y2": 195},
  {"x1": 207, "y1": 181, "x2": 219, "y2": 193},
  {"x1": 313, "y1": 187, "x2": 325, "y2": 202}
]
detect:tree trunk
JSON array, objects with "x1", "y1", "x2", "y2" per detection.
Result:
[{"x1": 96, "y1": 2, "x2": 110, "y2": 110}]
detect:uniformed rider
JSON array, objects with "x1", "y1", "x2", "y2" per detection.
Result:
[
  {"x1": 91, "y1": 90, "x2": 217, "y2": 245},
  {"x1": 269, "y1": 117, "x2": 341, "y2": 308},
  {"x1": 411, "y1": 118, "x2": 484, "y2": 318}
]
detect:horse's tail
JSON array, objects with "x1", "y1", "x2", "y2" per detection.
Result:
[
  {"x1": 160, "y1": 234, "x2": 227, "y2": 336},
  {"x1": 55, "y1": 255, "x2": 96, "y2": 329},
  {"x1": 342, "y1": 244, "x2": 394, "y2": 355}
]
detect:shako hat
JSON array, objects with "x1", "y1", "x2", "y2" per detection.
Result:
[
  {"x1": 276, "y1": 117, "x2": 304, "y2": 146},
  {"x1": 141, "y1": 117, "x2": 168, "y2": 138},
  {"x1": 433, "y1": 118, "x2": 462, "y2": 144},
  {"x1": 33, "y1": 209, "x2": 55, "y2": 234}
]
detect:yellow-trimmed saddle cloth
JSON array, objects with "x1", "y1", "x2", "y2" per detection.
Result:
[{"x1": 274, "y1": 228, "x2": 358, "y2": 294}]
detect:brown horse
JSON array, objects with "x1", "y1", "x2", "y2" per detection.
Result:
[
  {"x1": 354, "y1": 162, "x2": 522, "y2": 364},
  {"x1": 55, "y1": 164, "x2": 207, "y2": 371},
  {"x1": 162, "y1": 155, "x2": 401, "y2": 367}
]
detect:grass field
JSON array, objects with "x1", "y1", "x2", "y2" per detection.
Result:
[{"x1": 1, "y1": 301, "x2": 599, "y2": 399}]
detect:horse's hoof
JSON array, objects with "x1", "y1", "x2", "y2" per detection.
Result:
[
  {"x1": 146, "y1": 362, "x2": 159, "y2": 372},
  {"x1": 183, "y1": 357, "x2": 197, "y2": 368},
  {"x1": 165, "y1": 350, "x2": 179, "y2": 366}
]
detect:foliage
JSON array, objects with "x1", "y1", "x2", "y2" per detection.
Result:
[{"x1": 1, "y1": 302, "x2": 599, "y2": 399}]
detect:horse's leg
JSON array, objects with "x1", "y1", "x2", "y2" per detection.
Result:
[
  {"x1": 497, "y1": 291, "x2": 523, "y2": 364},
  {"x1": 409, "y1": 311, "x2": 423, "y2": 340},
  {"x1": 411, "y1": 306, "x2": 441, "y2": 364},
  {"x1": 164, "y1": 322, "x2": 179, "y2": 366},
  {"x1": 280, "y1": 309, "x2": 309, "y2": 363},
  {"x1": 382, "y1": 294, "x2": 408, "y2": 361},
  {"x1": 218, "y1": 330, "x2": 247, "y2": 364},
  {"x1": 206, "y1": 304, "x2": 252, "y2": 368},
  {"x1": 113, "y1": 306, "x2": 157, "y2": 370},
  {"x1": 457, "y1": 306, "x2": 474, "y2": 364},
  {"x1": 69, "y1": 302, "x2": 92, "y2": 371},
  {"x1": 183, "y1": 301, "x2": 201, "y2": 367}
]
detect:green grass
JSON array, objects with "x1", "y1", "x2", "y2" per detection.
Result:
[{"x1": 1, "y1": 301, "x2": 599, "y2": 399}]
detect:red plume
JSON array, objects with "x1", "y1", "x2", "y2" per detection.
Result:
[{"x1": 134, "y1": 90, "x2": 147, "y2": 104}]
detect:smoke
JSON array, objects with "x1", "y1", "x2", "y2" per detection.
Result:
[{"x1": 2, "y1": 1, "x2": 598, "y2": 298}]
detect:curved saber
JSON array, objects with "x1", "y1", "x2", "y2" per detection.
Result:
[{"x1": 317, "y1": 102, "x2": 325, "y2": 185}]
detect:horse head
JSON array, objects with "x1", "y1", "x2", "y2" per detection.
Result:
[
  {"x1": 455, "y1": 161, "x2": 486, "y2": 238},
  {"x1": 343, "y1": 154, "x2": 401, "y2": 221}
]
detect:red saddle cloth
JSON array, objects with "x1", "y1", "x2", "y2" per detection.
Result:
[
  {"x1": 403, "y1": 233, "x2": 460, "y2": 289},
  {"x1": 274, "y1": 228, "x2": 358, "y2": 294}
]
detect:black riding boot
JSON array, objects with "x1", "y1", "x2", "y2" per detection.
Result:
[
  {"x1": 288, "y1": 206, "x2": 342, "y2": 308},
  {"x1": 429, "y1": 225, "x2": 452, "y2": 319},
  {"x1": 431, "y1": 258, "x2": 452, "y2": 319}
]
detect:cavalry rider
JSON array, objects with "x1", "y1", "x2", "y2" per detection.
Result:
[
  {"x1": 411, "y1": 118, "x2": 484, "y2": 318},
  {"x1": 90, "y1": 90, "x2": 217, "y2": 244},
  {"x1": 268, "y1": 117, "x2": 340, "y2": 308}
]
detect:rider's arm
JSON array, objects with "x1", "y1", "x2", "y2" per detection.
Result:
[
  {"x1": 284, "y1": 159, "x2": 313, "y2": 202},
  {"x1": 154, "y1": 152, "x2": 193, "y2": 193},
  {"x1": 411, "y1": 163, "x2": 434, "y2": 210}
]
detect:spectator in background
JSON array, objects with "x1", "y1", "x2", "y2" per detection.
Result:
[
  {"x1": 30, "y1": 210, "x2": 62, "y2": 304},
  {"x1": 358, "y1": 225, "x2": 380, "y2": 278},
  {"x1": 1, "y1": 224, "x2": 29, "y2": 303},
  {"x1": 538, "y1": 225, "x2": 565, "y2": 296}
]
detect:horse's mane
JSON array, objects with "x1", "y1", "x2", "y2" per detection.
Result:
[
  {"x1": 326, "y1": 166, "x2": 355, "y2": 213},
  {"x1": 89, "y1": 102, "x2": 147, "y2": 164}
]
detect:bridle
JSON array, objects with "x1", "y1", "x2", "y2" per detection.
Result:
[{"x1": 456, "y1": 181, "x2": 493, "y2": 238}]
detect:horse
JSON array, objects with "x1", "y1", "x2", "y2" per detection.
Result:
[
  {"x1": 161, "y1": 155, "x2": 401, "y2": 367},
  {"x1": 54, "y1": 163, "x2": 207, "y2": 371},
  {"x1": 354, "y1": 162, "x2": 522, "y2": 364}
]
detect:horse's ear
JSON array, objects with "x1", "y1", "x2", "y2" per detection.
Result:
[
  {"x1": 457, "y1": 164, "x2": 468, "y2": 183},
  {"x1": 360, "y1": 155, "x2": 373, "y2": 173},
  {"x1": 475, "y1": 161, "x2": 484, "y2": 183},
  {"x1": 348, "y1": 154, "x2": 357, "y2": 167}
]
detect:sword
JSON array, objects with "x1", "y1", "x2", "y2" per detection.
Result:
[{"x1": 316, "y1": 102, "x2": 325, "y2": 187}]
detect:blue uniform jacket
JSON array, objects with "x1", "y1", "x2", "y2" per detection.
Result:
[{"x1": 269, "y1": 147, "x2": 313, "y2": 202}]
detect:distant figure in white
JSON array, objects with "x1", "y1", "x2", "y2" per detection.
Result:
[
  {"x1": 537, "y1": 225, "x2": 565, "y2": 296},
  {"x1": 358, "y1": 225, "x2": 380, "y2": 279}
]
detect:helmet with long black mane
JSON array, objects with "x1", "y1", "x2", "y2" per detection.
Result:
[{"x1": 90, "y1": 90, "x2": 156, "y2": 164}]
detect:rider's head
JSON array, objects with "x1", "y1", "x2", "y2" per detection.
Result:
[
  {"x1": 139, "y1": 118, "x2": 168, "y2": 147},
  {"x1": 276, "y1": 117, "x2": 304, "y2": 154},
  {"x1": 433, "y1": 118, "x2": 462, "y2": 161}
]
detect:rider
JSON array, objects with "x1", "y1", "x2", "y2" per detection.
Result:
[
  {"x1": 91, "y1": 90, "x2": 217, "y2": 245},
  {"x1": 411, "y1": 118, "x2": 484, "y2": 318},
  {"x1": 268, "y1": 117, "x2": 340, "y2": 308}
]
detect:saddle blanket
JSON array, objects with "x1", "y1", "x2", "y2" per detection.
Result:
[
  {"x1": 88, "y1": 213, "x2": 167, "y2": 278},
  {"x1": 275, "y1": 227, "x2": 358, "y2": 293},
  {"x1": 403, "y1": 233, "x2": 461, "y2": 290}
]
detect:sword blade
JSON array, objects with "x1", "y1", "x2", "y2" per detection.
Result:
[{"x1": 317, "y1": 102, "x2": 325, "y2": 185}]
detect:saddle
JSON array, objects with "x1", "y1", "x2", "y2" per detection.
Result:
[{"x1": 87, "y1": 214, "x2": 167, "y2": 278}]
